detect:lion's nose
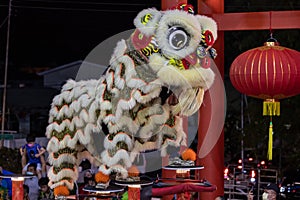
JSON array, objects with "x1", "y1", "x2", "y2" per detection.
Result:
[
  {"x1": 195, "y1": 45, "x2": 217, "y2": 69},
  {"x1": 183, "y1": 52, "x2": 198, "y2": 67},
  {"x1": 200, "y1": 56, "x2": 211, "y2": 69}
]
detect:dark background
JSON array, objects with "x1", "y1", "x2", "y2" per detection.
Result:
[
  {"x1": 0, "y1": 0, "x2": 299, "y2": 78},
  {"x1": 0, "y1": 0, "x2": 162, "y2": 79}
]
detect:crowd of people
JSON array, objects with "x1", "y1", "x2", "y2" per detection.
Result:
[
  {"x1": 0, "y1": 134, "x2": 282, "y2": 200},
  {"x1": 0, "y1": 134, "x2": 99, "y2": 200},
  {"x1": 0, "y1": 134, "x2": 55, "y2": 200}
]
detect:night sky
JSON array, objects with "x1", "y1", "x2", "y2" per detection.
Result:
[
  {"x1": 0, "y1": 0, "x2": 299, "y2": 80},
  {"x1": 0, "y1": 0, "x2": 161, "y2": 79}
]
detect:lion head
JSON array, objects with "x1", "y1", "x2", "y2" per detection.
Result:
[{"x1": 129, "y1": 4, "x2": 218, "y2": 116}]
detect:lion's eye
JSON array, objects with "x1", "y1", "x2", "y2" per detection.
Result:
[{"x1": 168, "y1": 26, "x2": 189, "y2": 50}]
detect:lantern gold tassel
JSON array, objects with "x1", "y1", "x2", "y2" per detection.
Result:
[
  {"x1": 263, "y1": 99, "x2": 277, "y2": 161},
  {"x1": 263, "y1": 99, "x2": 280, "y2": 116},
  {"x1": 268, "y1": 121, "x2": 273, "y2": 160}
]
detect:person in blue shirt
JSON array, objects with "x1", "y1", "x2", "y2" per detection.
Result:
[
  {"x1": 0, "y1": 174, "x2": 8, "y2": 199},
  {"x1": 20, "y1": 135, "x2": 46, "y2": 179},
  {"x1": 0, "y1": 166, "x2": 12, "y2": 199}
]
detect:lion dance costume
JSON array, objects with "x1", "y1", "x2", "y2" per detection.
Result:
[{"x1": 46, "y1": 4, "x2": 218, "y2": 196}]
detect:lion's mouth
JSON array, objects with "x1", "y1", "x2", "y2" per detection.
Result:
[
  {"x1": 173, "y1": 88, "x2": 205, "y2": 116},
  {"x1": 159, "y1": 86, "x2": 176, "y2": 105},
  {"x1": 159, "y1": 86, "x2": 204, "y2": 116}
]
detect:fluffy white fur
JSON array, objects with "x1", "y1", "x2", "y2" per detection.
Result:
[
  {"x1": 149, "y1": 53, "x2": 215, "y2": 90},
  {"x1": 101, "y1": 149, "x2": 132, "y2": 168},
  {"x1": 134, "y1": 8, "x2": 162, "y2": 36},
  {"x1": 104, "y1": 133, "x2": 133, "y2": 150},
  {"x1": 196, "y1": 15, "x2": 218, "y2": 44},
  {"x1": 98, "y1": 165, "x2": 128, "y2": 178},
  {"x1": 107, "y1": 115, "x2": 139, "y2": 134}
]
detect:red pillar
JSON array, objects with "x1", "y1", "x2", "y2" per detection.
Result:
[
  {"x1": 12, "y1": 178, "x2": 24, "y2": 200},
  {"x1": 197, "y1": 0, "x2": 225, "y2": 199},
  {"x1": 161, "y1": 0, "x2": 187, "y2": 10}
]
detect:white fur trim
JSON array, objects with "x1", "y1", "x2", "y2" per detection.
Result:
[
  {"x1": 69, "y1": 100, "x2": 81, "y2": 113},
  {"x1": 133, "y1": 87, "x2": 161, "y2": 104},
  {"x1": 79, "y1": 109, "x2": 89, "y2": 123},
  {"x1": 101, "y1": 149, "x2": 132, "y2": 168},
  {"x1": 114, "y1": 63, "x2": 125, "y2": 90},
  {"x1": 49, "y1": 180, "x2": 74, "y2": 190},
  {"x1": 111, "y1": 88, "x2": 120, "y2": 98},
  {"x1": 48, "y1": 134, "x2": 78, "y2": 150},
  {"x1": 139, "y1": 79, "x2": 162, "y2": 94},
  {"x1": 106, "y1": 71, "x2": 114, "y2": 91},
  {"x1": 157, "y1": 63, "x2": 215, "y2": 90},
  {"x1": 78, "y1": 94, "x2": 92, "y2": 108},
  {"x1": 88, "y1": 101, "x2": 98, "y2": 122},
  {"x1": 159, "y1": 116, "x2": 187, "y2": 154},
  {"x1": 104, "y1": 133, "x2": 133, "y2": 150},
  {"x1": 48, "y1": 167, "x2": 78, "y2": 183},
  {"x1": 47, "y1": 137, "x2": 60, "y2": 152},
  {"x1": 110, "y1": 40, "x2": 127, "y2": 63},
  {"x1": 48, "y1": 153, "x2": 77, "y2": 166},
  {"x1": 72, "y1": 116, "x2": 84, "y2": 128},
  {"x1": 107, "y1": 116, "x2": 139, "y2": 134},
  {"x1": 104, "y1": 91, "x2": 137, "y2": 123},
  {"x1": 57, "y1": 105, "x2": 71, "y2": 119},
  {"x1": 98, "y1": 165, "x2": 128, "y2": 178},
  {"x1": 148, "y1": 53, "x2": 166, "y2": 73}
]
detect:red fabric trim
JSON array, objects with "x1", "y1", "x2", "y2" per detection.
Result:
[{"x1": 152, "y1": 183, "x2": 216, "y2": 196}]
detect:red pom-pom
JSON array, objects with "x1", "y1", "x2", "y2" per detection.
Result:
[
  {"x1": 181, "y1": 148, "x2": 197, "y2": 161},
  {"x1": 95, "y1": 171, "x2": 110, "y2": 183},
  {"x1": 128, "y1": 165, "x2": 140, "y2": 177}
]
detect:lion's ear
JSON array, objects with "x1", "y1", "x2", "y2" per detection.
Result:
[
  {"x1": 196, "y1": 15, "x2": 218, "y2": 47},
  {"x1": 134, "y1": 8, "x2": 162, "y2": 37}
]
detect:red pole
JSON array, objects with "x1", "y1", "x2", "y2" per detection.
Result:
[
  {"x1": 196, "y1": 62, "x2": 225, "y2": 200},
  {"x1": 197, "y1": 0, "x2": 225, "y2": 199}
]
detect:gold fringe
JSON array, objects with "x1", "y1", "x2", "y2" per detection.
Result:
[
  {"x1": 263, "y1": 99, "x2": 280, "y2": 116},
  {"x1": 268, "y1": 121, "x2": 273, "y2": 160}
]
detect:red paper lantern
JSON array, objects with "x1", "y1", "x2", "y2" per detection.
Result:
[
  {"x1": 230, "y1": 41, "x2": 300, "y2": 100},
  {"x1": 229, "y1": 41, "x2": 300, "y2": 160}
]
